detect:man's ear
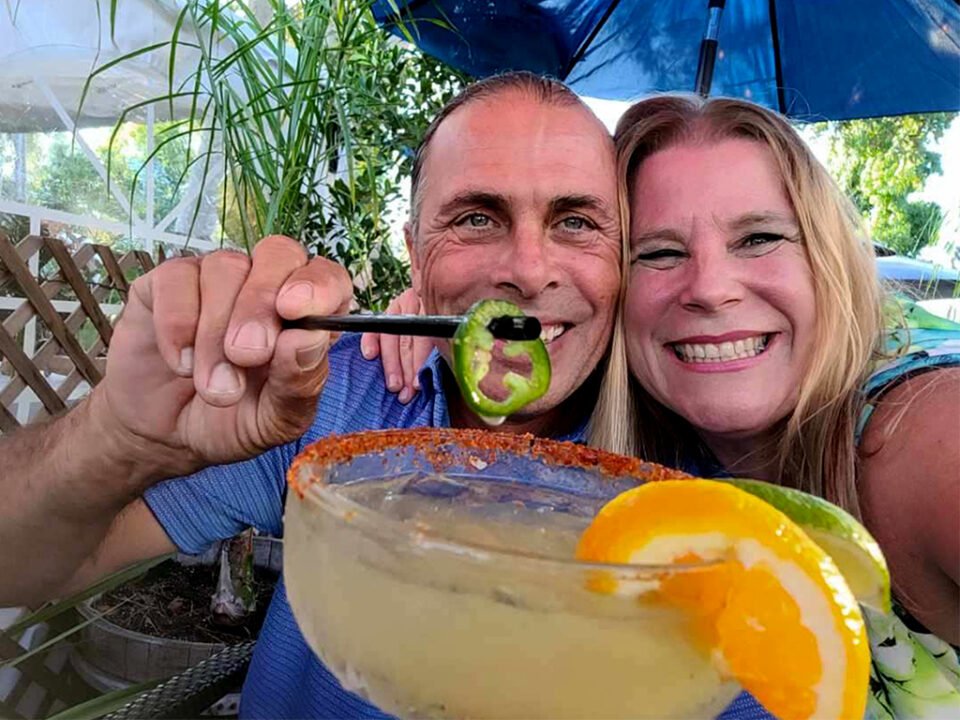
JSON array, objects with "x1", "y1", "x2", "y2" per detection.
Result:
[{"x1": 404, "y1": 221, "x2": 422, "y2": 296}]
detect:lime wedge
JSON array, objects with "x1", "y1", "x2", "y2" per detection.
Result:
[{"x1": 722, "y1": 478, "x2": 891, "y2": 613}]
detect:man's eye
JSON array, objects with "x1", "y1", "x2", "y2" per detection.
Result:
[
  {"x1": 455, "y1": 213, "x2": 493, "y2": 228},
  {"x1": 559, "y1": 216, "x2": 591, "y2": 231}
]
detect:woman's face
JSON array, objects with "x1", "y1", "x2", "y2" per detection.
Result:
[{"x1": 623, "y1": 138, "x2": 817, "y2": 444}]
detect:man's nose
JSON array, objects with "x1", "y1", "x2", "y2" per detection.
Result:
[
  {"x1": 494, "y1": 222, "x2": 560, "y2": 298},
  {"x1": 678, "y1": 245, "x2": 744, "y2": 312}
]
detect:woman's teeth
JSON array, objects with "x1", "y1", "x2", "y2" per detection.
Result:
[
  {"x1": 540, "y1": 324, "x2": 567, "y2": 344},
  {"x1": 672, "y1": 335, "x2": 770, "y2": 363}
]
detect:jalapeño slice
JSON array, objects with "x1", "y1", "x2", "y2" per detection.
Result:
[{"x1": 452, "y1": 299, "x2": 551, "y2": 423}]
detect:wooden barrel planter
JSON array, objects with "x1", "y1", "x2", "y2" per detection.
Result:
[{"x1": 71, "y1": 536, "x2": 282, "y2": 691}]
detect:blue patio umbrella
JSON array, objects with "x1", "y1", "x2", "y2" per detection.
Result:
[{"x1": 371, "y1": 0, "x2": 960, "y2": 121}]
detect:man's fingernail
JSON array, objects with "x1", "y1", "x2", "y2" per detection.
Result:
[
  {"x1": 360, "y1": 343, "x2": 374, "y2": 360},
  {"x1": 179, "y1": 347, "x2": 194, "y2": 374},
  {"x1": 208, "y1": 362, "x2": 241, "y2": 395},
  {"x1": 387, "y1": 374, "x2": 401, "y2": 392},
  {"x1": 413, "y1": 377, "x2": 421, "y2": 390},
  {"x1": 232, "y1": 321, "x2": 268, "y2": 350},
  {"x1": 280, "y1": 282, "x2": 313, "y2": 306},
  {"x1": 296, "y1": 341, "x2": 328, "y2": 371},
  {"x1": 398, "y1": 388, "x2": 412, "y2": 404}
]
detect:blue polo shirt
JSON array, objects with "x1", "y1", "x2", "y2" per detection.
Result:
[{"x1": 144, "y1": 334, "x2": 770, "y2": 719}]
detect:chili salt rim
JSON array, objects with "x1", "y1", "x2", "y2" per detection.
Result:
[
  {"x1": 288, "y1": 427, "x2": 689, "y2": 499},
  {"x1": 285, "y1": 428, "x2": 721, "y2": 572}
]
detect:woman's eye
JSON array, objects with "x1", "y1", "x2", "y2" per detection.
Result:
[
  {"x1": 631, "y1": 248, "x2": 686, "y2": 267},
  {"x1": 741, "y1": 233, "x2": 785, "y2": 249}
]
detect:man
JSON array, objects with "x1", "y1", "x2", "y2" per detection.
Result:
[{"x1": 0, "y1": 72, "x2": 621, "y2": 717}]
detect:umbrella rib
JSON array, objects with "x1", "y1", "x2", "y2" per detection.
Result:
[
  {"x1": 398, "y1": 0, "x2": 436, "y2": 15},
  {"x1": 561, "y1": 0, "x2": 624, "y2": 79},
  {"x1": 768, "y1": 0, "x2": 787, "y2": 113}
]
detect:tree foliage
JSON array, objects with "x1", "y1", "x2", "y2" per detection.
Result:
[
  {"x1": 0, "y1": 126, "x2": 190, "y2": 246},
  {"x1": 822, "y1": 113, "x2": 955, "y2": 256},
  {"x1": 0, "y1": 132, "x2": 118, "y2": 243},
  {"x1": 31, "y1": 136, "x2": 121, "y2": 218}
]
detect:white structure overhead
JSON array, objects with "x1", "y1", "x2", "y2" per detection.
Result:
[{"x1": 0, "y1": 0, "x2": 204, "y2": 132}]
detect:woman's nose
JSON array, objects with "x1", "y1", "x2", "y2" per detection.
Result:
[{"x1": 678, "y1": 247, "x2": 744, "y2": 312}]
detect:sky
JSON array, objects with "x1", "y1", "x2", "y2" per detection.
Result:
[{"x1": 584, "y1": 97, "x2": 960, "y2": 267}]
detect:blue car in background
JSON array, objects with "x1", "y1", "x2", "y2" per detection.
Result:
[
  {"x1": 875, "y1": 244, "x2": 960, "y2": 300},
  {"x1": 875, "y1": 244, "x2": 960, "y2": 323}
]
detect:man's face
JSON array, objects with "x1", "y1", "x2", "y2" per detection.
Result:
[{"x1": 406, "y1": 92, "x2": 620, "y2": 418}]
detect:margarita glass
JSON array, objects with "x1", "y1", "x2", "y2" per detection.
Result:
[{"x1": 285, "y1": 429, "x2": 742, "y2": 719}]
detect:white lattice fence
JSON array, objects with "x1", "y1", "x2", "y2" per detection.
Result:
[{"x1": 0, "y1": 231, "x2": 194, "y2": 433}]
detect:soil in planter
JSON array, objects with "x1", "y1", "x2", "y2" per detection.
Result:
[{"x1": 93, "y1": 559, "x2": 278, "y2": 644}]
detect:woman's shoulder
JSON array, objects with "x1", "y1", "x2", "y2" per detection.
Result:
[
  {"x1": 856, "y1": 303, "x2": 960, "y2": 671},
  {"x1": 857, "y1": 361, "x2": 960, "y2": 645},
  {"x1": 858, "y1": 366, "x2": 960, "y2": 472},
  {"x1": 857, "y1": 315, "x2": 960, "y2": 445},
  {"x1": 857, "y1": 346, "x2": 959, "y2": 515}
]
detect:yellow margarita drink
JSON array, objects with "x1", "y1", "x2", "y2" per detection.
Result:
[
  {"x1": 285, "y1": 429, "x2": 739, "y2": 719},
  {"x1": 285, "y1": 429, "x2": 878, "y2": 720}
]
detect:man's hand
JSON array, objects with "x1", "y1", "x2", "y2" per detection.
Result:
[
  {"x1": 0, "y1": 235, "x2": 352, "y2": 606},
  {"x1": 97, "y1": 235, "x2": 353, "y2": 477}
]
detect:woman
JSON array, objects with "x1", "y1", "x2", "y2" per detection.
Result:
[{"x1": 589, "y1": 95, "x2": 959, "y2": 718}]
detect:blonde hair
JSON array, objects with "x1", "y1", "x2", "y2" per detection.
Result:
[{"x1": 589, "y1": 94, "x2": 884, "y2": 516}]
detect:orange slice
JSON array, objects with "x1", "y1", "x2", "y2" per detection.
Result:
[{"x1": 576, "y1": 479, "x2": 870, "y2": 720}]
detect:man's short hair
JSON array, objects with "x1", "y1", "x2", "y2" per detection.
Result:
[{"x1": 409, "y1": 71, "x2": 586, "y2": 225}]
